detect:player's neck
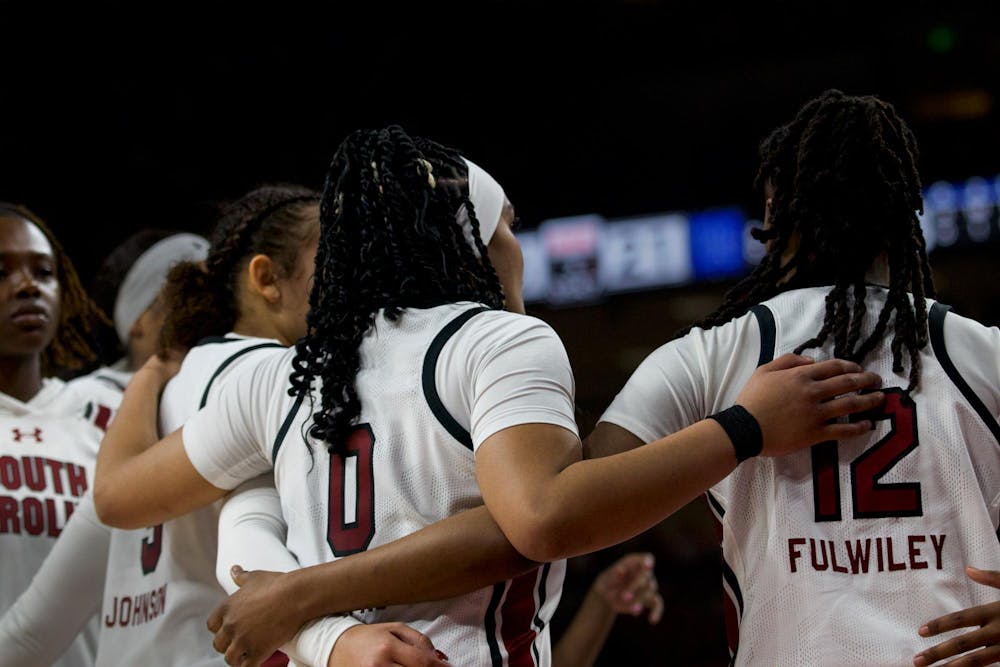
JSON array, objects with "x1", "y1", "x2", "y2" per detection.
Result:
[
  {"x1": 0, "y1": 354, "x2": 43, "y2": 403},
  {"x1": 865, "y1": 254, "x2": 890, "y2": 288}
]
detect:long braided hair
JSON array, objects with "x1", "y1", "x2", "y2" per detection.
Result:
[
  {"x1": 0, "y1": 202, "x2": 105, "y2": 374},
  {"x1": 159, "y1": 184, "x2": 320, "y2": 350},
  {"x1": 693, "y1": 89, "x2": 933, "y2": 391},
  {"x1": 291, "y1": 125, "x2": 506, "y2": 454}
]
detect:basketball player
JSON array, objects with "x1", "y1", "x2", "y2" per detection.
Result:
[
  {"x1": 94, "y1": 126, "x2": 882, "y2": 666},
  {"x1": 0, "y1": 227, "x2": 209, "y2": 667},
  {"x1": 585, "y1": 89, "x2": 1000, "y2": 665},
  {"x1": 84, "y1": 229, "x2": 211, "y2": 386},
  {"x1": 2, "y1": 186, "x2": 450, "y2": 667},
  {"x1": 0, "y1": 202, "x2": 118, "y2": 667}
]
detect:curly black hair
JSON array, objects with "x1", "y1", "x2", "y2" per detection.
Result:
[
  {"x1": 692, "y1": 89, "x2": 933, "y2": 391},
  {"x1": 0, "y1": 202, "x2": 105, "y2": 374},
  {"x1": 291, "y1": 125, "x2": 506, "y2": 454},
  {"x1": 159, "y1": 184, "x2": 320, "y2": 351}
]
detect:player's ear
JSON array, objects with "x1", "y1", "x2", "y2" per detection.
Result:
[{"x1": 246, "y1": 254, "x2": 281, "y2": 304}]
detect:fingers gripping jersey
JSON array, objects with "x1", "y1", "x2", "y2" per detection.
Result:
[
  {"x1": 601, "y1": 287, "x2": 1000, "y2": 667},
  {"x1": 0, "y1": 376, "x2": 121, "y2": 667},
  {"x1": 184, "y1": 303, "x2": 578, "y2": 667}
]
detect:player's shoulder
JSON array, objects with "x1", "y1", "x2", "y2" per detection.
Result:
[
  {"x1": 457, "y1": 306, "x2": 561, "y2": 343},
  {"x1": 929, "y1": 300, "x2": 1000, "y2": 365},
  {"x1": 181, "y1": 335, "x2": 292, "y2": 395},
  {"x1": 185, "y1": 334, "x2": 287, "y2": 365}
]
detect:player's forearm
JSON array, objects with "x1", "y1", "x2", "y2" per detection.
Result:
[
  {"x1": 94, "y1": 365, "x2": 168, "y2": 522},
  {"x1": 285, "y1": 504, "x2": 537, "y2": 620},
  {"x1": 217, "y1": 479, "x2": 299, "y2": 592},
  {"x1": 503, "y1": 420, "x2": 736, "y2": 562},
  {"x1": 551, "y1": 587, "x2": 617, "y2": 667},
  {"x1": 0, "y1": 495, "x2": 110, "y2": 665}
]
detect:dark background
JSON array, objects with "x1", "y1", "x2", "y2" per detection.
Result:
[{"x1": 3, "y1": 2, "x2": 999, "y2": 664}]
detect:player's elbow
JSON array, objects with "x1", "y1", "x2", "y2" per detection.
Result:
[
  {"x1": 503, "y1": 510, "x2": 573, "y2": 563},
  {"x1": 93, "y1": 478, "x2": 143, "y2": 529}
]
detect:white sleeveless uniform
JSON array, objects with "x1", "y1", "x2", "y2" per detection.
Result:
[
  {"x1": 601, "y1": 286, "x2": 1000, "y2": 666},
  {"x1": 0, "y1": 376, "x2": 121, "y2": 667},
  {"x1": 185, "y1": 303, "x2": 578, "y2": 667}
]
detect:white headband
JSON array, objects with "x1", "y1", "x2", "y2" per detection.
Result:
[
  {"x1": 459, "y1": 157, "x2": 505, "y2": 254},
  {"x1": 113, "y1": 233, "x2": 210, "y2": 344}
]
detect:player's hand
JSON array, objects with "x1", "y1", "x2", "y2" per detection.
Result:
[
  {"x1": 137, "y1": 347, "x2": 184, "y2": 385},
  {"x1": 328, "y1": 623, "x2": 450, "y2": 667},
  {"x1": 913, "y1": 566, "x2": 1000, "y2": 666},
  {"x1": 735, "y1": 353, "x2": 884, "y2": 457},
  {"x1": 208, "y1": 567, "x2": 306, "y2": 667},
  {"x1": 590, "y1": 552, "x2": 663, "y2": 624}
]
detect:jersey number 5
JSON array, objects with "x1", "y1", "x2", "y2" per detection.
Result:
[
  {"x1": 811, "y1": 388, "x2": 922, "y2": 521},
  {"x1": 327, "y1": 424, "x2": 376, "y2": 556}
]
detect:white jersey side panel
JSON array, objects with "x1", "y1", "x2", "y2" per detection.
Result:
[
  {"x1": 96, "y1": 336, "x2": 284, "y2": 667},
  {"x1": 602, "y1": 287, "x2": 1000, "y2": 666},
  {"x1": 1, "y1": 376, "x2": 121, "y2": 667}
]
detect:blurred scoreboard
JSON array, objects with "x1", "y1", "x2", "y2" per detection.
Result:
[{"x1": 520, "y1": 174, "x2": 1000, "y2": 306}]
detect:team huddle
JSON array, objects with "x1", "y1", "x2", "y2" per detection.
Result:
[{"x1": 2, "y1": 89, "x2": 1000, "y2": 667}]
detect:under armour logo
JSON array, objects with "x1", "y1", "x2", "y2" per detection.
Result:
[{"x1": 11, "y1": 428, "x2": 43, "y2": 442}]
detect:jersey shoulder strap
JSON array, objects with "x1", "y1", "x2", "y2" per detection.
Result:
[{"x1": 421, "y1": 306, "x2": 491, "y2": 451}]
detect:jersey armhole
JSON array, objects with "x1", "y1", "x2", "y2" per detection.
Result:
[
  {"x1": 929, "y1": 301, "x2": 1000, "y2": 447},
  {"x1": 421, "y1": 306, "x2": 491, "y2": 451}
]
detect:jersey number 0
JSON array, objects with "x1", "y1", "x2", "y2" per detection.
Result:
[
  {"x1": 327, "y1": 424, "x2": 376, "y2": 556},
  {"x1": 811, "y1": 388, "x2": 922, "y2": 521}
]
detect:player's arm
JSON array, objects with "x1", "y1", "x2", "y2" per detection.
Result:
[
  {"x1": 94, "y1": 354, "x2": 228, "y2": 528},
  {"x1": 212, "y1": 475, "x2": 481, "y2": 667},
  {"x1": 477, "y1": 352, "x2": 883, "y2": 563},
  {"x1": 552, "y1": 552, "x2": 662, "y2": 667},
  {"x1": 0, "y1": 494, "x2": 110, "y2": 666},
  {"x1": 210, "y1": 498, "x2": 534, "y2": 666}
]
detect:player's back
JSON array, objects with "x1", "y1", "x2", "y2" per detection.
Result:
[
  {"x1": 96, "y1": 335, "x2": 284, "y2": 667},
  {"x1": 710, "y1": 286, "x2": 1000, "y2": 665},
  {"x1": 272, "y1": 302, "x2": 565, "y2": 667}
]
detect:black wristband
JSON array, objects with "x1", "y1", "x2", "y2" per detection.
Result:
[{"x1": 709, "y1": 405, "x2": 763, "y2": 463}]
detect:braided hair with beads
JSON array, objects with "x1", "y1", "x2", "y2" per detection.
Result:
[
  {"x1": 291, "y1": 125, "x2": 506, "y2": 455},
  {"x1": 159, "y1": 184, "x2": 320, "y2": 350},
  {"x1": 692, "y1": 89, "x2": 933, "y2": 392}
]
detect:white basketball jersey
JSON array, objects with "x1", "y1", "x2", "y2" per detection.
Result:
[
  {"x1": 267, "y1": 304, "x2": 565, "y2": 667},
  {"x1": 95, "y1": 336, "x2": 283, "y2": 667},
  {"x1": 1, "y1": 376, "x2": 121, "y2": 667},
  {"x1": 602, "y1": 286, "x2": 1000, "y2": 666}
]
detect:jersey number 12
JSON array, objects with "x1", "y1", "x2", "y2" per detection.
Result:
[{"x1": 811, "y1": 388, "x2": 922, "y2": 521}]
